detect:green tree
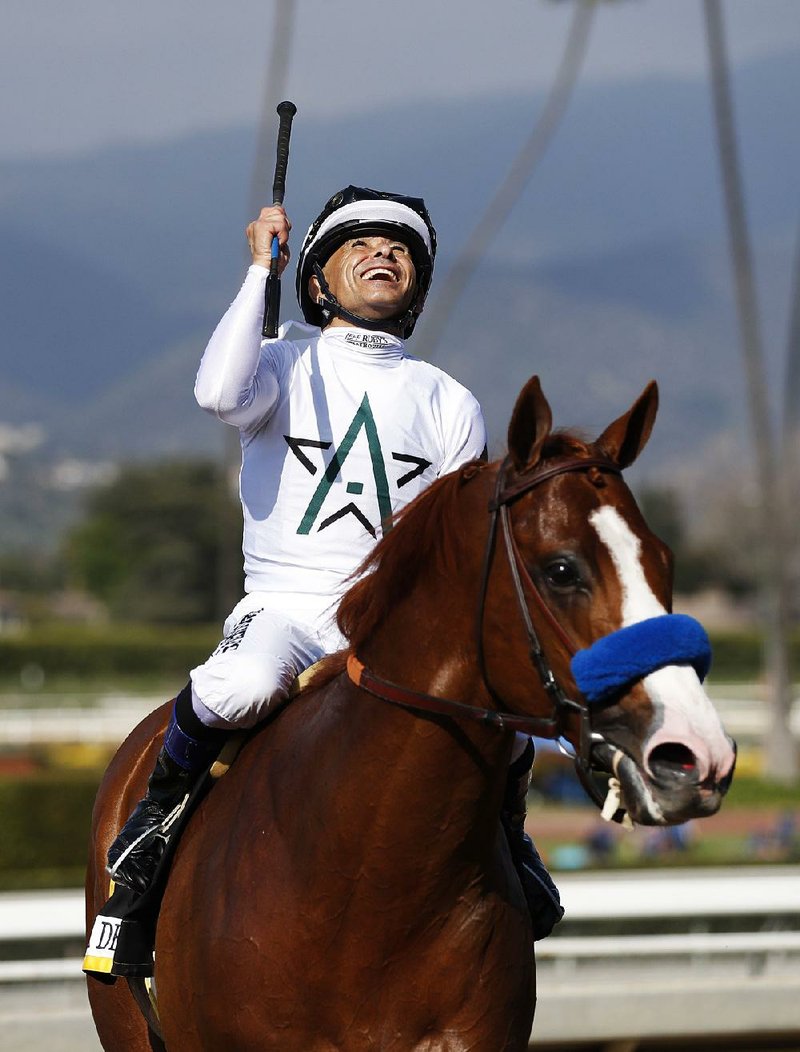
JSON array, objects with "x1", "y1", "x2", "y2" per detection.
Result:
[
  {"x1": 64, "y1": 460, "x2": 241, "y2": 623},
  {"x1": 0, "y1": 549, "x2": 65, "y2": 594},
  {"x1": 637, "y1": 485, "x2": 757, "y2": 598}
]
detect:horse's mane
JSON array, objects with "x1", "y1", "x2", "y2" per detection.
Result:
[
  {"x1": 337, "y1": 461, "x2": 482, "y2": 650},
  {"x1": 337, "y1": 431, "x2": 590, "y2": 651}
]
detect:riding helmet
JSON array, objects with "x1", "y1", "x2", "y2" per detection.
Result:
[{"x1": 295, "y1": 186, "x2": 437, "y2": 338}]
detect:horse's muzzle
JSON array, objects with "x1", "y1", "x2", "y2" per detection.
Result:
[{"x1": 612, "y1": 733, "x2": 737, "y2": 825}]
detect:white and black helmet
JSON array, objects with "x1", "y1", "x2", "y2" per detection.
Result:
[{"x1": 296, "y1": 185, "x2": 437, "y2": 338}]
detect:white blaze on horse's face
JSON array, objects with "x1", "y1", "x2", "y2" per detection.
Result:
[{"x1": 589, "y1": 506, "x2": 735, "y2": 787}]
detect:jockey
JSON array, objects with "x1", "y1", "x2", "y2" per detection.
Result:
[{"x1": 106, "y1": 186, "x2": 563, "y2": 938}]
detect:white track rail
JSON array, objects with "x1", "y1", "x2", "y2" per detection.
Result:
[
  {"x1": 2, "y1": 692, "x2": 797, "y2": 744},
  {"x1": 4, "y1": 870, "x2": 799, "y2": 1047},
  {"x1": 5, "y1": 866, "x2": 797, "y2": 944}
]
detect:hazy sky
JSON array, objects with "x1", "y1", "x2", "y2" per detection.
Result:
[{"x1": 5, "y1": 0, "x2": 800, "y2": 161}]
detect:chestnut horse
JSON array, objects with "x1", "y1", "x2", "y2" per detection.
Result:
[{"x1": 86, "y1": 377, "x2": 736, "y2": 1051}]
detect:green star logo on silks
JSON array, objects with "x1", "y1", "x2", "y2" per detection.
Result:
[{"x1": 285, "y1": 393, "x2": 431, "y2": 538}]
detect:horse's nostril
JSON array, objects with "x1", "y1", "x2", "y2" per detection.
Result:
[
  {"x1": 717, "y1": 742, "x2": 737, "y2": 793},
  {"x1": 648, "y1": 742, "x2": 698, "y2": 783}
]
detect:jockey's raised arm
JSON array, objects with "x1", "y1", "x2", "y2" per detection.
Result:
[{"x1": 245, "y1": 204, "x2": 292, "y2": 273}]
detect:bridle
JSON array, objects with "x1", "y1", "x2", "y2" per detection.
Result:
[{"x1": 346, "y1": 452, "x2": 626, "y2": 817}]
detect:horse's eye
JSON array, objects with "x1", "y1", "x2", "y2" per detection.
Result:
[{"x1": 543, "y1": 558, "x2": 580, "y2": 591}]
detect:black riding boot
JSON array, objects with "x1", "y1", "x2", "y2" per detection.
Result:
[
  {"x1": 107, "y1": 684, "x2": 225, "y2": 896},
  {"x1": 501, "y1": 740, "x2": 564, "y2": 940}
]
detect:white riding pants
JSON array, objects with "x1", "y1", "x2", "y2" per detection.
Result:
[
  {"x1": 189, "y1": 591, "x2": 344, "y2": 730},
  {"x1": 190, "y1": 590, "x2": 531, "y2": 761}
]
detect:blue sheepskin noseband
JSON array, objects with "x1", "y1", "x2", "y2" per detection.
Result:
[{"x1": 570, "y1": 613, "x2": 712, "y2": 705}]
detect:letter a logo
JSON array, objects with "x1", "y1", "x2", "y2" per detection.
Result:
[{"x1": 297, "y1": 393, "x2": 391, "y2": 537}]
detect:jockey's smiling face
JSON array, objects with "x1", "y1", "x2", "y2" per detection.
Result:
[{"x1": 310, "y1": 235, "x2": 418, "y2": 329}]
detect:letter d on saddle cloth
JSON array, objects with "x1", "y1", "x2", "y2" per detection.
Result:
[
  {"x1": 84, "y1": 616, "x2": 711, "y2": 980},
  {"x1": 84, "y1": 755, "x2": 220, "y2": 982}
]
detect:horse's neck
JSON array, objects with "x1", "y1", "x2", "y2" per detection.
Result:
[
  {"x1": 334, "y1": 574, "x2": 513, "y2": 877},
  {"x1": 298, "y1": 469, "x2": 512, "y2": 889}
]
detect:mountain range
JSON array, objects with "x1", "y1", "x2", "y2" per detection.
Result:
[{"x1": 1, "y1": 50, "x2": 798, "y2": 549}]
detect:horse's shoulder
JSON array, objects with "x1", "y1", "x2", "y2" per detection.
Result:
[{"x1": 98, "y1": 701, "x2": 172, "y2": 804}]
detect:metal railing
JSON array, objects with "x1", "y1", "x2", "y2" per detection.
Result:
[
  {"x1": 4, "y1": 866, "x2": 799, "y2": 975},
  {"x1": 3, "y1": 869, "x2": 799, "y2": 1048}
]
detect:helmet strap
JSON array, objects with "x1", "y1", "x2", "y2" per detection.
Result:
[{"x1": 312, "y1": 263, "x2": 417, "y2": 336}]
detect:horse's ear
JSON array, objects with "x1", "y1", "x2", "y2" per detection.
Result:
[
  {"x1": 508, "y1": 375, "x2": 553, "y2": 470},
  {"x1": 595, "y1": 381, "x2": 659, "y2": 468}
]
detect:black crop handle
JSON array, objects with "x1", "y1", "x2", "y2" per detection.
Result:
[
  {"x1": 263, "y1": 100, "x2": 297, "y2": 339},
  {"x1": 272, "y1": 100, "x2": 296, "y2": 205}
]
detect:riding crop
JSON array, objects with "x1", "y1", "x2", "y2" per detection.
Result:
[{"x1": 262, "y1": 100, "x2": 297, "y2": 338}]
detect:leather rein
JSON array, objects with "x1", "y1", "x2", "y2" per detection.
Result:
[{"x1": 346, "y1": 453, "x2": 624, "y2": 813}]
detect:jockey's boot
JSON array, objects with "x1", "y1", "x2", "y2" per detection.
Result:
[
  {"x1": 107, "y1": 683, "x2": 225, "y2": 896},
  {"x1": 501, "y1": 740, "x2": 565, "y2": 940}
]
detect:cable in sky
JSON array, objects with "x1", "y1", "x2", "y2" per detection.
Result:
[{"x1": 417, "y1": 0, "x2": 597, "y2": 362}]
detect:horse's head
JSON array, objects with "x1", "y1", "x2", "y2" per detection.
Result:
[{"x1": 484, "y1": 376, "x2": 736, "y2": 826}]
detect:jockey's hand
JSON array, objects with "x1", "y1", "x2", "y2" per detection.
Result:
[{"x1": 246, "y1": 205, "x2": 291, "y2": 274}]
